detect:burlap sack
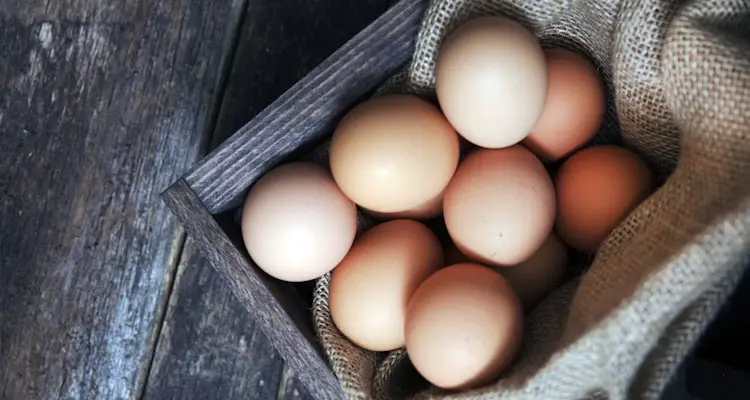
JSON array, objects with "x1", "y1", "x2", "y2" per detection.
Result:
[{"x1": 311, "y1": 0, "x2": 750, "y2": 398}]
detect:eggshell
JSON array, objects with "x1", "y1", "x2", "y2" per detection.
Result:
[
  {"x1": 443, "y1": 146, "x2": 556, "y2": 266},
  {"x1": 241, "y1": 162, "x2": 357, "y2": 282},
  {"x1": 405, "y1": 263, "x2": 523, "y2": 390},
  {"x1": 436, "y1": 16, "x2": 547, "y2": 148},
  {"x1": 523, "y1": 48, "x2": 606, "y2": 162},
  {"x1": 365, "y1": 189, "x2": 444, "y2": 221},
  {"x1": 555, "y1": 145, "x2": 655, "y2": 253},
  {"x1": 329, "y1": 94, "x2": 460, "y2": 218},
  {"x1": 330, "y1": 220, "x2": 443, "y2": 351},
  {"x1": 498, "y1": 234, "x2": 568, "y2": 310}
]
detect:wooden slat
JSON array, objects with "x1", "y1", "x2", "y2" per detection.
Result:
[
  {"x1": 0, "y1": 0, "x2": 243, "y2": 399},
  {"x1": 184, "y1": 0, "x2": 428, "y2": 214},
  {"x1": 161, "y1": 180, "x2": 344, "y2": 400},
  {"x1": 147, "y1": 1, "x2": 392, "y2": 398}
]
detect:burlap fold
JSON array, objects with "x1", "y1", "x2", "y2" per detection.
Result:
[{"x1": 312, "y1": 0, "x2": 750, "y2": 398}]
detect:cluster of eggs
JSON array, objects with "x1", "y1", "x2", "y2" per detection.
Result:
[{"x1": 241, "y1": 16, "x2": 654, "y2": 390}]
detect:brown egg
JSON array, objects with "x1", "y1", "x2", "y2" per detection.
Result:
[
  {"x1": 443, "y1": 146, "x2": 556, "y2": 266},
  {"x1": 497, "y1": 234, "x2": 569, "y2": 311},
  {"x1": 523, "y1": 48, "x2": 606, "y2": 162},
  {"x1": 405, "y1": 263, "x2": 523, "y2": 390},
  {"x1": 330, "y1": 220, "x2": 443, "y2": 351},
  {"x1": 241, "y1": 163, "x2": 357, "y2": 282},
  {"x1": 555, "y1": 145, "x2": 655, "y2": 253},
  {"x1": 329, "y1": 94, "x2": 460, "y2": 218},
  {"x1": 436, "y1": 16, "x2": 547, "y2": 148}
]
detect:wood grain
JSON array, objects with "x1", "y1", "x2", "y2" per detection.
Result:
[
  {"x1": 142, "y1": 238, "x2": 284, "y2": 400},
  {"x1": 277, "y1": 364, "x2": 314, "y2": 400},
  {"x1": 148, "y1": 1, "x2": 391, "y2": 398},
  {"x1": 161, "y1": 180, "x2": 345, "y2": 400},
  {"x1": 0, "y1": 0, "x2": 242, "y2": 398},
  {"x1": 185, "y1": 0, "x2": 428, "y2": 214}
]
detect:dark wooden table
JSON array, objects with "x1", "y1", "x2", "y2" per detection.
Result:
[
  {"x1": 0, "y1": 1, "x2": 392, "y2": 398},
  {"x1": 3, "y1": 1, "x2": 750, "y2": 399}
]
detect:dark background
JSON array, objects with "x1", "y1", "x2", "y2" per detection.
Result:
[{"x1": 1, "y1": 0, "x2": 748, "y2": 399}]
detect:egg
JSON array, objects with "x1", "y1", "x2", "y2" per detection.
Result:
[
  {"x1": 523, "y1": 48, "x2": 606, "y2": 162},
  {"x1": 555, "y1": 145, "x2": 655, "y2": 253},
  {"x1": 405, "y1": 263, "x2": 523, "y2": 390},
  {"x1": 329, "y1": 94, "x2": 460, "y2": 218},
  {"x1": 365, "y1": 190, "x2": 444, "y2": 221},
  {"x1": 241, "y1": 162, "x2": 357, "y2": 282},
  {"x1": 330, "y1": 220, "x2": 443, "y2": 351},
  {"x1": 443, "y1": 146, "x2": 556, "y2": 266},
  {"x1": 436, "y1": 16, "x2": 547, "y2": 149},
  {"x1": 497, "y1": 234, "x2": 569, "y2": 310}
]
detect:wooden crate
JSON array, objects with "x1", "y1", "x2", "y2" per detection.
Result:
[{"x1": 161, "y1": 1, "x2": 428, "y2": 398}]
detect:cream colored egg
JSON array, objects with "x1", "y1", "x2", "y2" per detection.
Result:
[
  {"x1": 241, "y1": 162, "x2": 358, "y2": 282},
  {"x1": 436, "y1": 16, "x2": 547, "y2": 148}
]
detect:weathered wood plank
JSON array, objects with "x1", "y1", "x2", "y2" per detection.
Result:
[
  {"x1": 142, "y1": 238, "x2": 284, "y2": 400},
  {"x1": 161, "y1": 180, "x2": 344, "y2": 400},
  {"x1": 147, "y1": 1, "x2": 391, "y2": 398},
  {"x1": 184, "y1": 0, "x2": 428, "y2": 214},
  {"x1": 277, "y1": 365, "x2": 314, "y2": 400},
  {"x1": 0, "y1": 0, "x2": 243, "y2": 398}
]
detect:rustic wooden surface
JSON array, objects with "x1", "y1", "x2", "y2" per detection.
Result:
[
  {"x1": 0, "y1": 0, "x2": 246, "y2": 399},
  {"x1": 2, "y1": 0, "x2": 746, "y2": 397},
  {"x1": 147, "y1": 1, "x2": 392, "y2": 399}
]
